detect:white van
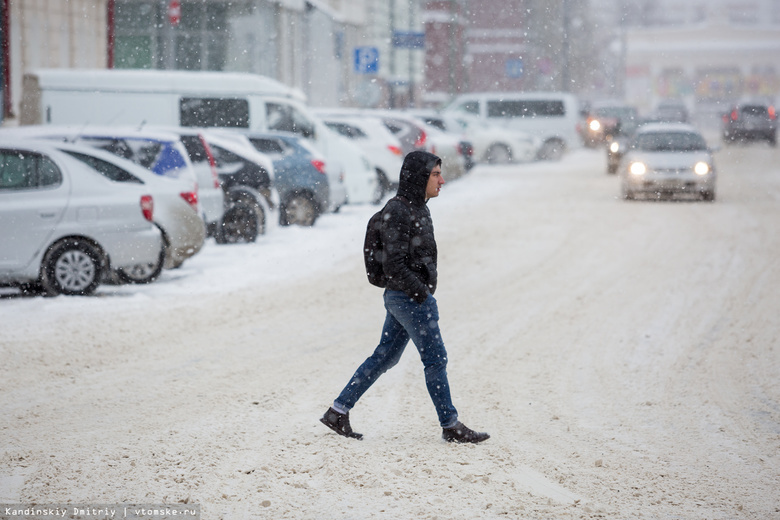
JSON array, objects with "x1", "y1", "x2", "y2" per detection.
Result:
[
  {"x1": 441, "y1": 91, "x2": 581, "y2": 160},
  {"x1": 19, "y1": 68, "x2": 376, "y2": 206}
]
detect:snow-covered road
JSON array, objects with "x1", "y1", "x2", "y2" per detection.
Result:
[{"x1": 1, "y1": 143, "x2": 778, "y2": 519}]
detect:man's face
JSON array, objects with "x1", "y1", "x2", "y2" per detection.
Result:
[{"x1": 425, "y1": 165, "x2": 445, "y2": 199}]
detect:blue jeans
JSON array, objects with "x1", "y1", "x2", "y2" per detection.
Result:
[{"x1": 334, "y1": 290, "x2": 459, "y2": 428}]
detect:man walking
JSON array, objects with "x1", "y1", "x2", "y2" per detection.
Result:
[{"x1": 320, "y1": 150, "x2": 490, "y2": 444}]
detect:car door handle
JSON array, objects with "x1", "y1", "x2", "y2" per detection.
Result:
[{"x1": 39, "y1": 212, "x2": 57, "y2": 219}]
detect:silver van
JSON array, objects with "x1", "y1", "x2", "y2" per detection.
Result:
[{"x1": 442, "y1": 91, "x2": 581, "y2": 160}]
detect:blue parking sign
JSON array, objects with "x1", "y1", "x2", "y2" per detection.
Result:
[
  {"x1": 506, "y1": 58, "x2": 523, "y2": 78},
  {"x1": 354, "y1": 47, "x2": 379, "y2": 74}
]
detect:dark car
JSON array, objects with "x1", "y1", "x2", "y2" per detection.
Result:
[
  {"x1": 721, "y1": 102, "x2": 777, "y2": 146},
  {"x1": 583, "y1": 102, "x2": 640, "y2": 148},
  {"x1": 241, "y1": 132, "x2": 331, "y2": 227}
]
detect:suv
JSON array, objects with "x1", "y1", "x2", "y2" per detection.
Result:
[
  {"x1": 0, "y1": 141, "x2": 164, "y2": 295},
  {"x1": 722, "y1": 102, "x2": 777, "y2": 146}
]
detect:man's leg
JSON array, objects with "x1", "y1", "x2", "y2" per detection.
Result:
[
  {"x1": 333, "y1": 300, "x2": 410, "y2": 412},
  {"x1": 384, "y1": 291, "x2": 458, "y2": 429}
]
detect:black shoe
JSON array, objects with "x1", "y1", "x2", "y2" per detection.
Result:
[
  {"x1": 442, "y1": 421, "x2": 490, "y2": 444},
  {"x1": 320, "y1": 407, "x2": 363, "y2": 440}
]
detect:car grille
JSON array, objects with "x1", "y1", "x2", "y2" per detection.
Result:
[{"x1": 653, "y1": 167, "x2": 692, "y2": 174}]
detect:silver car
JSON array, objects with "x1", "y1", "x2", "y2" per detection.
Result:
[
  {"x1": 619, "y1": 123, "x2": 717, "y2": 201},
  {"x1": 0, "y1": 141, "x2": 164, "y2": 296},
  {"x1": 51, "y1": 142, "x2": 207, "y2": 274}
]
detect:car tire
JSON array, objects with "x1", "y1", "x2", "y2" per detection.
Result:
[
  {"x1": 701, "y1": 190, "x2": 716, "y2": 202},
  {"x1": 41, "y1": 238, "x2": 104, "y2": 296},
  {"x1": 607, "y1": 163, "x2": 618, "y2": 174},
  {"x1": 768, "y1": 133, "x2": 777, "y2": 147},
  {"x1": 280, "y1": 194, "x2": 318, "y2": 227},
  {"x1": 116, "y1": 238, "x2": 166, "y2": 284},
  {"x1": 485, "y1": 144, "x2": 512, "y2": 164},
  {"x1": 373, "y1": 169, "x2": 389, "y2": 205},
  {"x1": 537, "y1": 139, "x2": 565, "y2": 161},
  {"x1": 216, "y1": 201, "x2": 263, "y2": 244}
]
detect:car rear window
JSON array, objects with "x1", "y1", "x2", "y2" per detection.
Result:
[
  {"x1": 179, "y1": 135, "x2": 211, "y2": 165},
  {"x1": 740, "y1": 105, "x2": 769, "y2": 117},
  {"x1": 62, "y1": 151, "x2": 143, "y2": 184}
]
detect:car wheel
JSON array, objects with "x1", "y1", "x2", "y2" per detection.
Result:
[
  {"x1": 41, "y1": 239, "x2": 103, "y2": 296},
  {"x1": 116, "y1": 240, "x2": 165, "y2": 284},
  {"x1": 621, "y1": 185, "x2": 635, "y2": 200},
  {"x1": 281, "y1": 194, "x2": 317, "y2": 227},
  {"x1": 216, "y1": 201, "x2": 263, "y2": 244},
  {"x1": 768, "y1": 133, "x2": 777, "y2": 147},
  {"x1": 485, "y1": 144, "x2": 512, "y2": 164},
  {"x1": 701, "y1": 190, "x2": 716, "y2": 202},
  {"x1": 537, "y1": 139, "x2": 565, "y2": 161},
  {"x1": 607, "y1": 163, "x2": 618, "y2": 174},
  {"x1": 373, "y1": 169, "x2": 389, "y2": 204}
]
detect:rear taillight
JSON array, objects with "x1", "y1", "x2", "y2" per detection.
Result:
[
  {"x1": 179, "y1": 190, "x2": 199, "y2": 211},
  {"x1": 769, "y1": 106, "x2": 777, "y2": 119},
  {"x1": 311, "y1": 159, "x2": 327, "y2": 174},
  {"x1": 200, "y1": 135, "x2": 222, "y2": 189},
  {"x1": 414, "y1": 130, "x2": 427, "y2": 149},
  {"x1": 388, "y1": 145, "x2": 402, "y2": 156},
  {"x1": 140, "y1": 195, "x2": 154, "y2": 222},
  {"x1": 731, "y1": 109, "x2": 739, "y2": 121}
]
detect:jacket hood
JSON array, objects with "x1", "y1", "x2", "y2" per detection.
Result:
[{"x1": 396, "y1": 150, "x2": 441, "y2": 205}]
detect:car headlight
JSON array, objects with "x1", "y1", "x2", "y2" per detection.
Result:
[
  {"x1": 609, "y1": 141, "x2": 620, "y2": 153},
  {"x1": 589, "y1": 119, "x2": 601, "y2": 132},
  {"x1": 629, "y1": 162, "x2": 647, "y2": 176},
  {"x1": 694, "y1": 161, "x2": 710, "y2": 175}
]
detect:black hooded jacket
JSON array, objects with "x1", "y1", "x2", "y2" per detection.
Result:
[{"x1": 381, "y1": 150, "x2": 441, "y2": 303}]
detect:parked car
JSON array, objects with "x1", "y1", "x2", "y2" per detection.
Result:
[
  {"x1": 619, "y1": 123, "x2": 717, "y2": 201},
  {"x1": 143, "y1": 126, "x2": 226, "y2": 237},
  {"x1": 319, "y1": 115, "x2": 404, "y2": 191},
  {"x1": 234, "y1": 131, "x2": 332, "y2": 226},
  {"x1": 201, "y1": 131, "x2": 274, "y2": 243},
  {"x1": 721, "y1": 101, "x2": 777, "y2": 146},
  {"x1": 0, "y1": 140, "x2": 164, "y2": 296},
  {"x1": 581, "y1": 101, "x2": 640, "y2": 148},
  {"x1": 0, "y1": 124, "x2": 222, "y2": 236},
  {"x1": 408, "y1": 110, "x2": 537, "y2": 165},
  {"x1": 51, "y1": 141, "x2": 206, "y2": 277}
]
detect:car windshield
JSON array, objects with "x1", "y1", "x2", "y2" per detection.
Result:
[{"x1": 634, "y1": 132, "x2": 707, "y2": 152}]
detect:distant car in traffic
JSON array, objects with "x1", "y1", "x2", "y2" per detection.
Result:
[
  {"x1": 619, "y1": 123, "x2": 717, "y2": 201},
  {"x1": 651, "y1": 100, "x2": 690, "y2": 124},
  {"x1": 0, "y1": 141, "x2": 164, "y2": 296},
  {"x1": 582, "y1": 102, "x2": 640, "y2": 148},
  {"x1": 721, "y1": 101, "x2": 777, "y2": 146}
]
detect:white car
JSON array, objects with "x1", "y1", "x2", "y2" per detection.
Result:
[
  {"x1": 143, "y1": 126, "x2": 226, "y2": 237},
  {"x1": 317, "y1": 124, "x2": 381, "y2": 205},
  {"x1": 410, "y1": 110, "x2": 539, "y2": 164},
  {"x1": 619, "y1": 123, "x2": 717, "y2": 201},
  {"x1": 0, "y1": 140, "x2": 164, "y2": 296},
  {"x1": 0, "y1": 124, "x2": 220, "y2": 231},
  {"x1": 51, "y1": 141, "x2": 206, "y2": 274},
  {"x1": 319, "y1": 115, "x2": 404, "y2": 192}
]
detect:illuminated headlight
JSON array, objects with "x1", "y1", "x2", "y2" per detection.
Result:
[
  {"x1": 629, "y1": 162, "x2": 647, "y2": 176},
  {"x1": 609, "y1": 141, "x2": 620, "y2": 153},
  {"x1": 694, "y1": 161, "x2": 710, "y2": 175},
  {"x1": 589, "y1": 119, "x2": 601, "y2": 132}
]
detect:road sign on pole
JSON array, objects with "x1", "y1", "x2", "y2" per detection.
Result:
[{"x1": 354, "y1": 47, "x2": 379, "y2": 74}]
